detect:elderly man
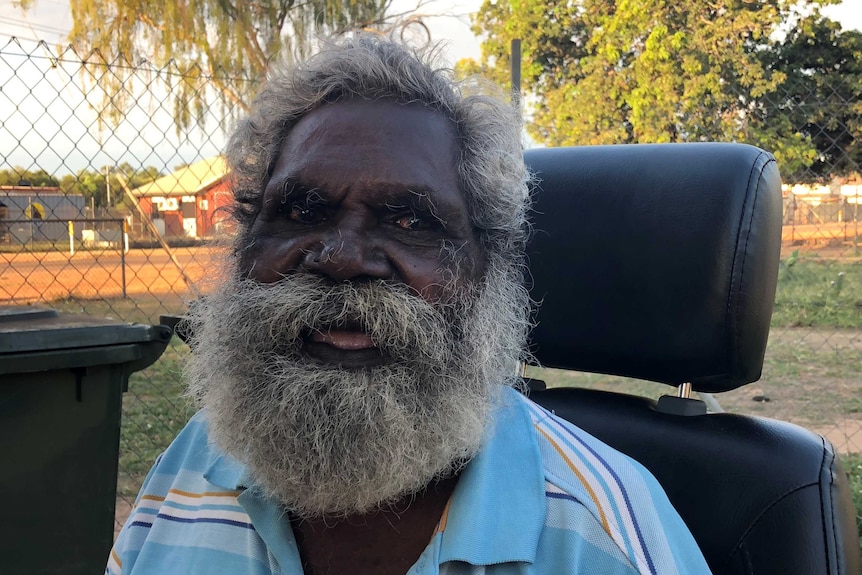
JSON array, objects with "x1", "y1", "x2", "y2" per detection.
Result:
[{"x1": 108, "y1": 35, "x2": 710, "y2": 574}]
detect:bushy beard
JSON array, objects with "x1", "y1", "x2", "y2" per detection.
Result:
[{"x1": 184, "y1": 263, "x2": 527, "y2": 518}]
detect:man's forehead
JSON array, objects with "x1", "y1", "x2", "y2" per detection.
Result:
[
  {"x1": 280, "y1": 99, "x2": 458, "y2": 159},
  {"x1": 267, "y1": 99, "x2": 465, "y2": 205}
]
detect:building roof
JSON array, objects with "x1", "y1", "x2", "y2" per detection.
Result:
[{"x1": 132, "y1": 157, "x2": 228, "y2": 197}]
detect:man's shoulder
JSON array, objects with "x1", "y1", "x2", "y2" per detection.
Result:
[
  {"x1": 144, "y1": 410, "x2": 216, "y2": 475},
  {"x1": 512, "y1": 390, "x2": 657, "y2": 497},
  {"x1": 509, "y1": 391, "x2": 711, "y2": 574},
  {"x1": 126, "y1": 409, "x2": 254, "y2": 504},
  {"x1": 107, "y1": 412, "x2": 274, "y2": 574}
]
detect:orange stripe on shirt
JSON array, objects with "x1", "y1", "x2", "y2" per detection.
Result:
[
  {"x1": 436, "y1": 498, "x2": 452, "y2": 534},
  {"x1": 536, "y1": 425, "x2": 610, "y2": 533},
  {"x1": 139, "y1": 494, "x2": 166, "y2": 502},
  {"x1": 168, "y1": 489, "x2": 241, "y2": 499},
  {"x1": 140, "y1": 489, "x2": 240, "y2": 504}
]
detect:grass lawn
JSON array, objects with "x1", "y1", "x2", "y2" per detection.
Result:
[
  {"x1": 117, "y1": 340, "x2": 196, "y2": 496},
  {"x1": 772, "y1": 252, "x2": 862, "y2": 329},
  {"x1": 47, "y1": 291, "x2": 188, "y2": 325},
  {"x1": 845, "y1": 454, "x2": 862, "y2": 560}
]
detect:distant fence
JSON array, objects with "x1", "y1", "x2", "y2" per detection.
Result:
[
  {"x1": 1, "y1": 218, "x2": 125, "y2": 247},
  {"x1": 0, "y1": 35, "x2": 859, "y2": 540},
  {"x1": 782, "y1": 192, "x2": 861, "y2": 252}
]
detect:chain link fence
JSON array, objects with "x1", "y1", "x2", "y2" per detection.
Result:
[
  {"x1": 1, "y1": 36, "x2": 860, "y2": 536},
  {"x1": 0, "y1": 36, "x2": 252, "y2": 531}
]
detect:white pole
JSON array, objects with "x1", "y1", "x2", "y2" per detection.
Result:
[
  {"x1": 68, "y1": 220, "x2": 74, "y2": 256},
  {"x1": 123, "y1": 219, "x2": 129, "y2": 253}
]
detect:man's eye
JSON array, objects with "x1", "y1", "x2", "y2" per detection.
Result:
[
  {"x1": 288, "y1": 205, "x2": 325, "y2": 224},
  {"x1": 394, "y1": 214, "x2": 430, "y2": 230}
]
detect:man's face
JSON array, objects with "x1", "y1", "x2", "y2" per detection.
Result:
[
  {"x1": 186, "y1": 100, "x2": 521, "y2": 518},
  {"x1": 243, "y1": 99, "x2": 483, "y2": 363}
]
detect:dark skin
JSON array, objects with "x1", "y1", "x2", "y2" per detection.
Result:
[
  {"x1": 246, "y1": 99, "x2": 485, "y2": 369},
  {"x1": 291, "y1": 476, "x2": 459, "y2": 575},
  {"x1": 245, "y1": 100, "x2": 484, "y2": 574}
]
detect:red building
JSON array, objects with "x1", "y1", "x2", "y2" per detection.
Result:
[{"x1": 132, "y1": 157, "x2": 232, "y2": 238}]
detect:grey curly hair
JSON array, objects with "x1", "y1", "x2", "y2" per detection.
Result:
[{"x1": 225, "y1": 33, "x2": 531, "y2": 277}]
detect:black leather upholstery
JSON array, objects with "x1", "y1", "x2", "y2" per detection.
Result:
[
  {"x1": 522, "y1": 144, "x2": 861, "y2": 575},
  {"x1": 524, "y1": 143, "x2": 782, "y2": 393},
  {"x1": 531, "y1": 388, "x2": 860, "y2": 575}
]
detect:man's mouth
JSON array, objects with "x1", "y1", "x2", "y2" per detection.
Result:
[
  {"x1": 302, "y1": 326, "x2": 385, "y2": 368},
  {"x1": 309, "y1": 329, "x2": 376, "y2": 350}
]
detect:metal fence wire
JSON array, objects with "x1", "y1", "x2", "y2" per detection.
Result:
[{"x1": 1, "y1": 36, "x2": 860, "y2": 535}]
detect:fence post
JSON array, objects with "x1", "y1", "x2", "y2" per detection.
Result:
[
  {"x1": 120, "y1": 220, "x2": 127, "y2": 299},
  {"x1": 123, "y1": 219, "x2": 129, "y2": 254},
  {"x1": 68, "y1": 220, "x2": 74, "y2": 256}
]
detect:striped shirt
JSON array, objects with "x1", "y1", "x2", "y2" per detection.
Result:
[{"x1": 107, "y1": 387, "x2": 711, "y2": 574}]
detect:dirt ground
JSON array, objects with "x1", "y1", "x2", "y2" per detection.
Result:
[
  {"x1": 818, "y1": 420, "x2": 862, "y2": 453},
  {"x1": 0, "y1": 246, "x2": 221, "y2": 303}
]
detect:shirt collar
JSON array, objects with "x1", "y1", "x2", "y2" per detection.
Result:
[
  {"x1": 203, "y1": 452, "x2": 250, "y2": 491},
  {"x1": 437, "y1": 386, "x2": 546, "y2": 566},
  {"x1": 204, "y1": 452, "x2": 305, "y2": 572}
]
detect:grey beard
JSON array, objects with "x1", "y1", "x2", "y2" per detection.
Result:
[{"x1": 184, "y1": 265, "x2": 528, "y2": 518}]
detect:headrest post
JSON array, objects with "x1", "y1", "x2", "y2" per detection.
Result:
[
  {"x1": 518, "y1": 362, "x2": 548, "y2": 392},
  {"x1": 677, "y1": 382, "x2": 693, "y2": 399}
]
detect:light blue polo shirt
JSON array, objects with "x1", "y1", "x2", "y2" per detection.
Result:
[{"x1": 107, "y1": 387, "x2": 711, "y2": 574}]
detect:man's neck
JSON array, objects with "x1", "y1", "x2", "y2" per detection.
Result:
[{"x1": 291, "y1": 475, "x2": 459, "y2": 575}]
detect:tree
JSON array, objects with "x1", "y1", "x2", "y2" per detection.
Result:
[
  {"x1": 0, "y1": 168, "x2": 60, "y2": 187},
  {"x1": 57, "y1": 164, "x2": 162, "y2": 209},
  {"x1": 467, "y1": 0, "x2": 860, "y2": 180},
  {"x1": 762, "y1": 17, "x2": 862, "y2": 182},
  {"x1": 19, "y1": 0, "x2": 427, "y2": 129}
]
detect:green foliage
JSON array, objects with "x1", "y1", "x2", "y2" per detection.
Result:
[
  {"x1": 765, "y1": 17, "x2": 862, "y2": 183},
  {"x1": 1, "y1": 163, "x2": 161, "y2": 209},
  {"x1": 469, "y1": 0, "x2": 861, "y2": 181},
  {"x1": 842, "y1": 454, "x2": 862, "y2": 559},
  {"x1": 0, "y1": 167, "x2": 60, "y2": 187},
  {"x1": 773, "y1": 254, "x2": 862, "y2": 328},
  {"x1": 21, "y1": 0, "x2": 403, "y2": 129}
]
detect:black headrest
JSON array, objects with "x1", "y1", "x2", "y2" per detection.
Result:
[{"x1": 524, "y1": 144, "x2": 782, "y2": 393}]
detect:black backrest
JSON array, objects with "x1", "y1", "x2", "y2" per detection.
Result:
[
  {"x1": 523, "y1": 144, "x2": 861, "y2": 575},
  {"x1": 524, "y1": 143, "x2": 781, "y2": 393}
]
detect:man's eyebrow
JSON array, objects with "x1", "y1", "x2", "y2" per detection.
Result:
[{"x1": 271, "y1": 177, "x2": 325, "y2": 204}]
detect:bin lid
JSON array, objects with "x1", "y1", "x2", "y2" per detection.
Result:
[{"x1": 0, "y1": 306, "x2": 167, "y2": 355}]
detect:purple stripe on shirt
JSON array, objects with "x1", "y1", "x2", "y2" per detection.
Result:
[
  {"x1": 156, "y1": 513, "x2": 255, "y2": 530},
  {"x1": 550, "y1": 414, "x2": 658, "y2": 575}
]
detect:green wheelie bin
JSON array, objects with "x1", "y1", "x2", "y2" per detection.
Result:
[{"x1": 0, "y1": 306, "x2": 172, "y2": 575}]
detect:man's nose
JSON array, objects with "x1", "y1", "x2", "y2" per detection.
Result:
[{"x1": 300, "y1": 228, "x2": 392, "y2": 282}]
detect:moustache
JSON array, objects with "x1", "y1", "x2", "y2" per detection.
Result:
[{"x1": 191, "y1": 274, "x2": 464, "y2": 363}]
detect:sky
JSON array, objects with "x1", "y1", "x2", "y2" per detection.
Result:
[
  {"x1": 1, "y1": 0, "x2": 860, "y2": 62},
  {"x1": 0, "y1": 0, "x2": 859, "y2": 175}
]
